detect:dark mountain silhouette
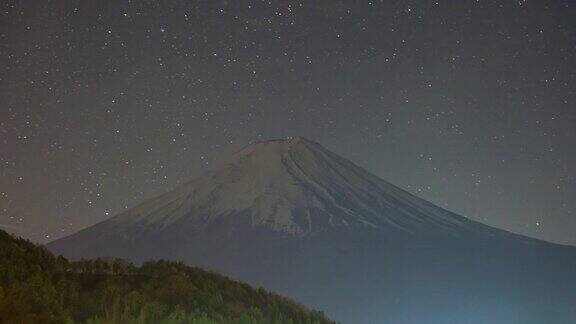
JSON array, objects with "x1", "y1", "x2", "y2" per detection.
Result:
[
  {"x1": 0, "y1": 228, "x2": 332, "y2": 323},
  {"x1": 49, "y1": 137, "x2": 576, "y2": 323}
]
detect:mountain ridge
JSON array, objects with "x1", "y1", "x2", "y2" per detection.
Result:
[{"x1": 0, "y1": 228, "x2": 333, "y2": 323}]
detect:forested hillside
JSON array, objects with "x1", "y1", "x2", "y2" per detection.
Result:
[{"x1": 0, "y1": 229, "x2": 332, "y2": 323}]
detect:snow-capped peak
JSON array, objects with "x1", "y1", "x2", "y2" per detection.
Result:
[{"x1": 103, "y1": 137, "x2": 485, "y2": 237}]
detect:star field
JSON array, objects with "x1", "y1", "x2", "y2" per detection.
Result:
[{"x1": 1, "y1": 0, "x2": 575, "y2": 245}]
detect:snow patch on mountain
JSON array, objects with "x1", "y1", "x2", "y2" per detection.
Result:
[{"x1": 97, "y1": 137, "x2": 498, "y2": 238}]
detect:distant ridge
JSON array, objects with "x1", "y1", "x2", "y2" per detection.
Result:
[{"x1": 0, "y1": 228, "x2": 332, "y2": 323}]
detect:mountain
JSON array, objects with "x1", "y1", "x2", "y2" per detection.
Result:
[
  {"x1": 48, "y1": 137, "x2": 576, "y2": 323},
  {"x1": 0, "y1": 228, "x2": 332, "y2": 323}
]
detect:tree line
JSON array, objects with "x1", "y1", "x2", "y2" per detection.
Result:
[{"x1": 0, "y1": 229, "x2": 333, "y2": 324}]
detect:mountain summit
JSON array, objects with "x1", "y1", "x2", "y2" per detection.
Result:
[
  {"x1": 49, "y1": 137, "x2": 576, "y2": 323},
  {"x1": 75, "y1": 136, "x2": 497, "y2": 237}
]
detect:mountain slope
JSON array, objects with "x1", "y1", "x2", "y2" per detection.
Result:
[
  {"x1": 49, "y1": 137, "x2": 576, "y2": 323},
  {"x1": 0, "y1": 228, "x2": 332, "y2": 323}
]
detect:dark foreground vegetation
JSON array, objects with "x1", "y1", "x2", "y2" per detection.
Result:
[{"x1": 0, "y1": 229, "x2": 332, "y2": 324}]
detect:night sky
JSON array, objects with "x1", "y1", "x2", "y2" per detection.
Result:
[{"x1": 1, "y1": 0, "x2": 575, "y2": 245}]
